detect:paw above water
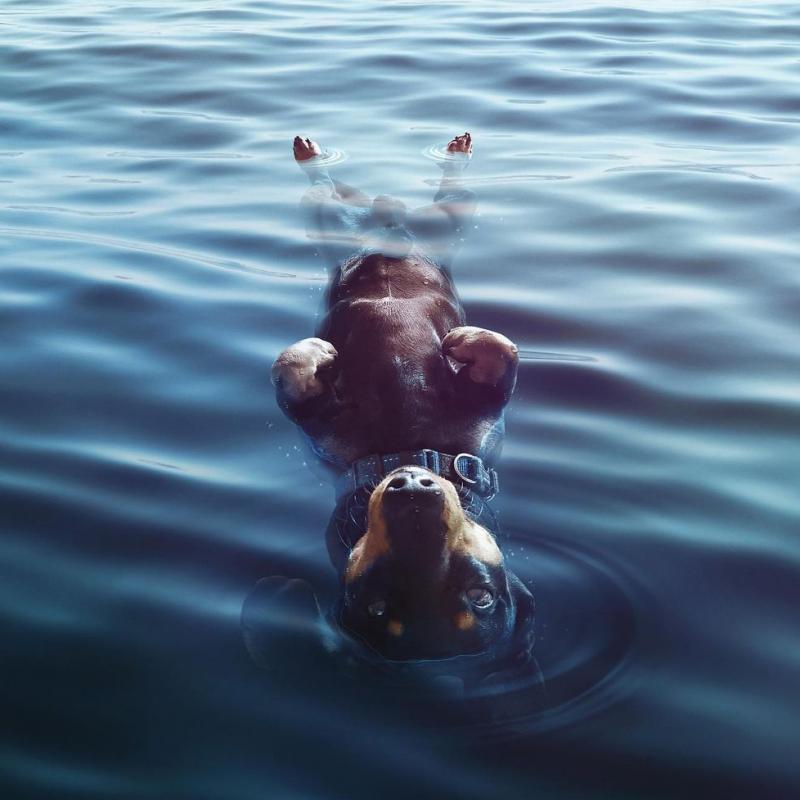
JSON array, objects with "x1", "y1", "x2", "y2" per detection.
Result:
[
  {"x1": 446, "y1": 131, "x2": 473, "y2": 155},
  {"x1": 443, "y1": 325, "x2": 518, "y2": 385},
  {"x1": 272, "y1": 337, "x2": 338, "y2": 401},
  {"x1": 293, "y1": 135, "x2": 323, "y2": 161}
]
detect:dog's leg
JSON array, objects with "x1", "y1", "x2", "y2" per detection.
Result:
[
  {"x1": 293, "y1": 134, "x2": 330, "y2": 186},
  {"x1": 443, "y1": 325, "x2": 518, "y2": 404},
  {"x1": 408, "y1": 132, "x2": 477, "y2": 270},
  {"x1": 293, "y1": 136, "x2": 368, "y2": 270},
  {"x1": 434, "y1": 131, "x2": 475, "y2": 207},
  {"x1": 272, "y1": 337, "x2": 337, "y2": 403},
  {"x1": 332, "y1": 179, "x2": 372, "y2": 208},
  {"x1": 294, "y1": 136, "x2": 370, "y2": 207}
]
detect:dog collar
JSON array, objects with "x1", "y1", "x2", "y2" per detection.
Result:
[{"x1": 334, "y1": 449, "x2": 498, "y2": 502}]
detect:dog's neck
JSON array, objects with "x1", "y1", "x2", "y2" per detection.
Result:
[{"x1": 334, "y1": 450, "x2": 499, "y2": 503}]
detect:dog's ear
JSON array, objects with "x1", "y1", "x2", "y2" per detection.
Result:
[
  {"x1": 507, "y1": 572, "x2": 537, "y2": 660},
  {"x1": 241, "y1": 576, "x2": 341, "y2": 673},
  {"x1": 475, "y1": 573, "x2": 545, "y2": 701}
]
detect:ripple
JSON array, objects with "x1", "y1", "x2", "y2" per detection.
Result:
[
  {"x1": 0, "y1": 226, "x2": 296, "y2": 279},
  {"x1": 422, "y1": 142, "x2": 474, "y2": 163},
  {"x1": 299, "y1": 147, "x2": 348, "y2": 168},
  {"x1": 139, "y1": 108, "x2": 244, "y2": 122},
  {"x1": 604, "y1": 162, "x2": 770, "y2": 180},
  {"x1": 518, "y1": 349, "x2": 597, "y2": 363},
  {"x1": 5, "y1": 204, "x2": 137, "y2": 217},
  {"x1": 106, "y1": 150, "x2": 252, "y2": 160},
  {"x1": 84, "y1": 177, "x2": 143, "y2": 184},
  {"x1": 465, "y1": 535, "x2": 642, "y2": 736},
  {"x1": 423, "y1": 173, "x2": 571, "y2": 186}
]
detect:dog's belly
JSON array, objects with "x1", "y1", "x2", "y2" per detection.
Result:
[{"x1": 310, "y1": 296, "x2": 503, "y2": 466}]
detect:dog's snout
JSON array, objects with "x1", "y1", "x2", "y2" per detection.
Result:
[
  {"x1": 385, "y1": 469, "x2": 440, "y2": 494},
  {"x1": 378, "y1": 468, "x2": 448, "y2": 561}
]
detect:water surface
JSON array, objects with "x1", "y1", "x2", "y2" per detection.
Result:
[{"x1": 2, "y1": 1, "x2": 800, "y2": 798}]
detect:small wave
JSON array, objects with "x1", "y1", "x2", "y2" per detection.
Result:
[
  {"x1": 604, "y1": 163, "x2": 770, "y2": 181},
  {"x1": 300, "y1": 147, "x2": 348, "y2": 168},
  {"x1": 422, "y1": 142, "x2": 473, "y2": 163},
  {"x1": 0, "y1": 226, "x2": 297, "y2": 279},
  {"x1": 5, "y1": 204, "x2": 137, "y2": 217},
  {"x1": 518, "y1": 349, "x2": 598, "y2": 363},
  {"x1": 139, "y1": 108, "x2": 244, "y2": 122},
  {"x1": 106, "y1": 150, "x2": 252, "y2": 160},
  {"x1": 423, "y1": 173, "x2": 571, "y2": 185}
]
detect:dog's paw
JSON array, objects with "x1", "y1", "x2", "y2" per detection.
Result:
[
  {"x1": 272, "y1": 337, "x2": 337, "y2": 402},
  {"x1": 443, "y1": 326, "x2": 518, "y2": 386},
  {"x1": 293, "y1": 135, "x2": 322, "y2": 162},
  {"x1": 446, "y1": 131, "x2": 472, "y2": 155}
]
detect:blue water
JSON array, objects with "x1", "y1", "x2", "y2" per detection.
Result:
[{"x1": 2, "y1": 1, "x2": 800, "y2": 797}]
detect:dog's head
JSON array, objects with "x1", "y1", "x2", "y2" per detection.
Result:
[{"x1": 334, "y1": 466, "x2": 535, "y2": 664}]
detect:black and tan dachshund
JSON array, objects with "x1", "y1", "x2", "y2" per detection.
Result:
[{"x1": 243, "y1": 133, "x2": 537, "y2": 688}]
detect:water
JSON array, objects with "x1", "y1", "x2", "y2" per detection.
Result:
[{"x1": 2, "y1": 1, "x2": 799, "y2": 797}]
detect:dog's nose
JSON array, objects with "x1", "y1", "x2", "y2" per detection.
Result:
[
  {"x1": 385, "y1": 468, "x2": 441, "y2": 495},
  {"x1": 381, "y1": 468, "x2": 447, "y2": 559}
]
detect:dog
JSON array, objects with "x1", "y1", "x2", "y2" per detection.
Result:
[{"x1": 245, "y1": 133, "x2": 538, "y2": 688}]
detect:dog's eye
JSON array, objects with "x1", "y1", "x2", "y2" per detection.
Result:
[
  {"x1": 367, "y1": 599, "x2": 387, "y2": 617},
  {"x1": 466, "y1": 588, "x2": 494, "y2": 609}
]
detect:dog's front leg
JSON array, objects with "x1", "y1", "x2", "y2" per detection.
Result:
[
  {"x1": 443, "y1": 326, "x2": 519, "y2": 405},
  {"x1": 272, "y1": 338, "x2": 338, "y2": 423}
]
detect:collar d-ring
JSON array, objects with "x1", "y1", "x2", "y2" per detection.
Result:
[{"x1": 453, "y1": 452, "x2": 479, "y2": 484}]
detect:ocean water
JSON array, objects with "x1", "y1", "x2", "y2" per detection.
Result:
[{"x1": 2, "y1": 1, "x2": 799, "y2": 797}]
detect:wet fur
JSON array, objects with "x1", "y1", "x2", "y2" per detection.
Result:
[
  {"x1": 346, "y1": 470, "x2": 501, "y2": 583},
  {"x1": 274, "y1": 250, "x2": 517, "y2": 468}
]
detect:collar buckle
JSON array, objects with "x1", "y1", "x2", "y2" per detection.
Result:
[
  {"x1": 335, "y1": 448, "x2": 499, "y2": 502},
  {"x1": 453, "y1": 452, "x2": 479, "y2": 484}
]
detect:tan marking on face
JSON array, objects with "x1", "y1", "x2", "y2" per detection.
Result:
[
  {"x1": 455, "y1": 611, "x2": 476, "y2": 631},
  {"x1": 387, "y1": 619, "x2": 404, "y2": 637},
  {"x1": 345, "y1": 480, "x2": 391, "y2": 582},
  {"x1": 435, "y1": 475, "x2": 503, "y2": 566},
  {"x1": 451, "y1": 519, "x2": 502, "y2": 565}
]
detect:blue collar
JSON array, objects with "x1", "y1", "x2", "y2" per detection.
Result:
[{"x1": 334, "y1": 449, "x2": 498, "y2": 502}]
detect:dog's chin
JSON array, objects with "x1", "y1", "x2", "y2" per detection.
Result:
[
  {"x1": 361, "y1": 628, "x2": 490, "y2": 663},
  {"x1": 337, "y1": 618, "x2": 499, "y2": 666}
]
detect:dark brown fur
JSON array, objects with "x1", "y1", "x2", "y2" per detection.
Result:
[
  {"x1": 264, "y1": 137, "x2": 538, "y2": 667},
  {"x1": 275, "y1": 250, "x2": 516, "y2": 469}
]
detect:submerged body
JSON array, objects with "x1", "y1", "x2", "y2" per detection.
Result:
[{"x1": 262, "y1": 134, "x2": 536, "y2": 670}]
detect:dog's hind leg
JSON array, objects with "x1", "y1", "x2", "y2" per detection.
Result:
[
  {"x1": 294, "y1": 136, "x2": 369, "y2": 269},
  {"x1": 408, "y1": 132, "x2": 477, "y2": 271},
  {"x1": 332, "y1": 179, "x2": 371, "y2": 208}
]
